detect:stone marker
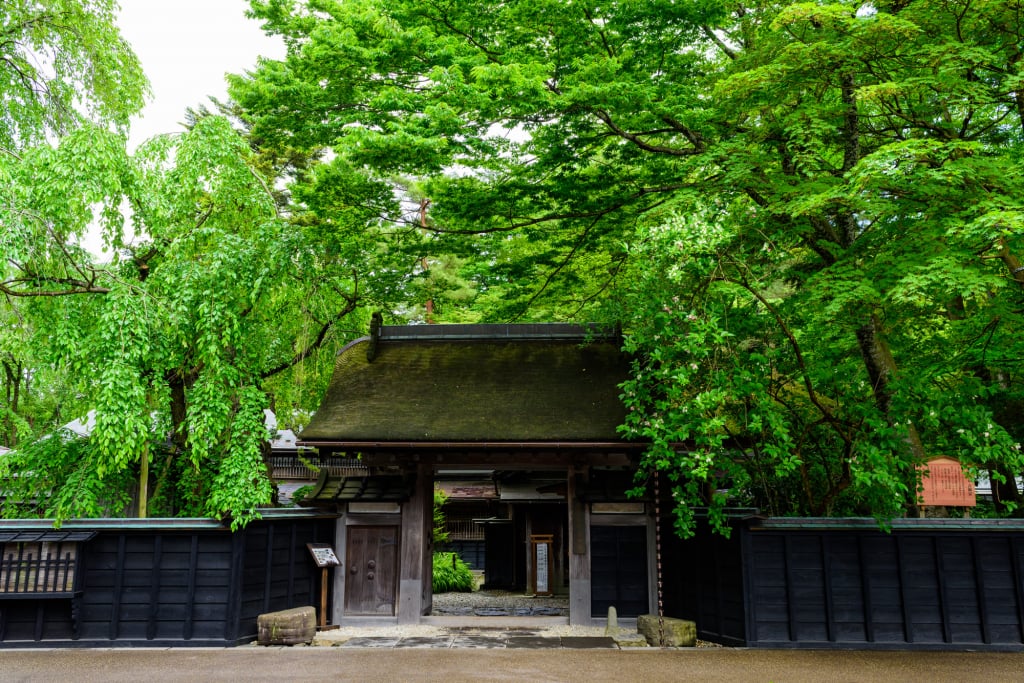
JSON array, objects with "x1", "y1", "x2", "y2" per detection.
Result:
[
  {"x1": 257, "y1": 606, "x2": 317, "y2": 646},
  {"x1": 605, "y1": 606, "x2": 619, "y2": 636},
  {"x1": 636, "y1": 614, "x2": 696, "y2": 647}
]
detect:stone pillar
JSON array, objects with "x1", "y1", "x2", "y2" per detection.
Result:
[
  {"x1": 567, "y1": 465, "x2": 592, "y2": 626},
  {"x1": 397, "y1": 462, "x2": 432, "y2": 623}
]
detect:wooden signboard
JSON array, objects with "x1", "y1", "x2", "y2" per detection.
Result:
[
  {"x1": 530, "y1": 534, "x2": 553, "y2": 597},
  {"x1": 307, "y1": 543, "x2": 340, "y2": 568},
  {"x1": 918, "y1": 456, "x2": 976, "y2": 507}
]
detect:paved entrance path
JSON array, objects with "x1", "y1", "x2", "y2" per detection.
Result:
[
  {"x1": 335, "y1": 634, "x2": 619, "y2": 649},
  {"x1": 0, "y1": 647, "x2": 1019, "y2": 682}
]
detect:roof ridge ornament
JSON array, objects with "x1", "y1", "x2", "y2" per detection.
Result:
[{"x1": 367, "y1": 311, "x2": 383, "y2": 362}]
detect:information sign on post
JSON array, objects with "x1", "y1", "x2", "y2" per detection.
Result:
[{"x1": 306, "y1": 544, "x2": 340, "y2": 629}]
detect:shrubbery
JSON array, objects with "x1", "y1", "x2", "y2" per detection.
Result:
[{"x1": 432, "y1": 551, "x2": 474, "y2": 593}]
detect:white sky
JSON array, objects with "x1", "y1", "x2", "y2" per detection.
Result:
[{"x1": 116, "y1": 0, "x2": 285, "y2": 150}]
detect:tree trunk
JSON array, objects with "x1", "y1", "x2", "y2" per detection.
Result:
[
  {"x1": 138, "y1": 440, "x2": 149, "y2": 518},
  {"x1": 855, "y1": 312, "x2": 927, "y2": 464}
]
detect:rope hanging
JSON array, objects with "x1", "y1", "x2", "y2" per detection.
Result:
[{"x1": 654, "y1": 467, "x2": 666, "y2": 647}]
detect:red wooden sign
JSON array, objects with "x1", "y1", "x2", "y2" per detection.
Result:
[{"x1": 918, "y1": 456, "x2": 976, "y2": 507}]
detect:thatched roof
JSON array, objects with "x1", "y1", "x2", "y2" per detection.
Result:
[{"x1": 299, "y1": 324, "x2": 633, "y2": 445}]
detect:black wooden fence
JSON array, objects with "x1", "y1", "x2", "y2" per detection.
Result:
[
  {"x1": 666, "y1": 517, "x2": 1024, "y2": 651},
  {"x1": 0, "y1": 510, "x2": 337, "y2": 647}
]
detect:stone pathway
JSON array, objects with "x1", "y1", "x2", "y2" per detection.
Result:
[{"x1": 330, "y1": 631, "x2": 619, "y2": 649}]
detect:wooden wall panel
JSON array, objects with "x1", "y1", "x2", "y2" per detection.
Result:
[
  {"x1": 742, "y1": 527, "x2": 1024, "y2": 650},
  {"x1": 0, "y1": 514, "x2": 338, "y2": 647}
]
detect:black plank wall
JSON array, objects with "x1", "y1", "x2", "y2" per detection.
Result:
[
  {"x1": 742, "y1": 520, "x2": 1024, "y2": 650},
  {"x1": 661, "y1": 518, "x2": 747, "y2": 646},
  {"x1": 0, "y1": 511, "x2": 337, "y2": 647}
]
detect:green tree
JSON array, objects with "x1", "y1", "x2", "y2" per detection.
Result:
[
  {"x1": 0, "y1": 0, "x2": 147, "y2": 149},
  {"x1": 0, "y1": 115, "x2": 376, "y2": 526},
  {"x1": 235, "y1": 0, "x2": 1024, "y2": 534},
  {"x1": 0, "y1": 0, "x2": 148, "y2": 447}
]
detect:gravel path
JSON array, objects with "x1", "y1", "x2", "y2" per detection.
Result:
[{"x1": 430, "y1": 589, "x2": 569, "y2": 616}]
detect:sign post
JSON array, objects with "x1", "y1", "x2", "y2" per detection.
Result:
[{"x1": 306, "y1": 543, "x2": 340, "y2": 629}]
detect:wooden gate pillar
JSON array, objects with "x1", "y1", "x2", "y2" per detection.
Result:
[
  {"x1": 397, "y1": 462, "x2": 433, "y2": 623},
  {"x1": 331, "y1": 507, "x2": 348, "y2": 623},
  {"x1": 568, "y1": 465, "x2": 592, "y2": 625}
]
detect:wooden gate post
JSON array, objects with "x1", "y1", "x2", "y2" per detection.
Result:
[
  {"x1": 397, "y1": 462, "x2": 432, "y2": 623},
  {"x1": 568, "y1": 465, "x2": 592, "y2": 625}
]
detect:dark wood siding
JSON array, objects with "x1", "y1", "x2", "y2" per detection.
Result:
[
  {"x1": 742, "y1": 523, "x2": 1024, "y2": 650},
  {"x1": 590, "y1": 525, "x2": 648, "y2": 618},
  {"x1": 0, "y1": 513, "x2": 337, "y2": 647},
  {"x1": 661, "y1": 520, "x2": 746, "y2": 646}
]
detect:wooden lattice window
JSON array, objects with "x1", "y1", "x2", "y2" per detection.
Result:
[{"x1": 0, "y1": 531, "x2": 94, "y2": 598}]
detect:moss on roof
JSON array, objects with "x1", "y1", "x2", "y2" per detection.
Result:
[{"x1": 300, "y1": 328, "x2": 632, "y2": 443}]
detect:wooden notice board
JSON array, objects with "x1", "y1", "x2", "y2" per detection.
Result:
[
  {"x1": 918, "y1": 456, "x2": 976, "y2": 507},
  {"x1": 530, "y1": 534, "x2": 554, "y2": 596},
  {"x1": 307, "y1": 543, "x2": 340, "y2": 629},
  {"x1": 307, "y1": 543, "x2": 341, "y2": 567}
]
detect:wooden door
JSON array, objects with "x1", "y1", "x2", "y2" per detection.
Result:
[{"x1": 344, "y1": 526, "x2": 398, "y2": 615}]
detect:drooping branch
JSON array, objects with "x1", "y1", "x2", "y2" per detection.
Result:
[{"x1": 260, "y1": 278, "x2": 360, "y2": 379}]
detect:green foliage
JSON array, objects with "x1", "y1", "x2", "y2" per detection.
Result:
[
  {"x1": 289, "y1": 484, "x2": 314, "y2": 506},
  {"x1": 0, "y1": 428, "x2": 136, "y2": 520},
  {"x1": 433, "y1": 487, "x2": 449, "y2": 545},
  {"x1": 7, "y1": 0, "x2": 1024, "y2": 537},
  {"x1": 431, "y1": 552, "x2": 474, "y2": 593},
  {"x1": 0, "y1": 0, "x2": 147, "y2": 149},
  {"x1": 0, "y1": 112, "x2": 378, "y2": 525},
  {"x1": 236, "y1": 0, "x2": 1024, "y2": 536}
]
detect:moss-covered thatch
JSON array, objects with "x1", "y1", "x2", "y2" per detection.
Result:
[{"x1": 300, "y1": 325, "x2": 632, "y2": 444}]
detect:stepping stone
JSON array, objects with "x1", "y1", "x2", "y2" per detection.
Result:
[
  {"x1": 560, "y1": 637, "x2": 617, "y2": 649},
  {"x1": 506, "y1": 636, "x2": 561, "y2": 649},
  {"x1": 450, "y1": 635, "x2": 506, "y2": 649},
  {"x1": 394, "y1": 637, "x2": 453, "y2": 649},
  {"x1": 532, "y1": 607, "x2": 567, "y2": 616},
  {"x1": 612, "y1": 632, "x2": 649, "y2": 648},
  {"x1": 338, "y1": 637, "x2": 400, "y2": 648}
]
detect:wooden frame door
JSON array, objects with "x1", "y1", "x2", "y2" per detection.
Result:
[{"x1": 344, "y1": 525, "x2": 399, "y2": 615}]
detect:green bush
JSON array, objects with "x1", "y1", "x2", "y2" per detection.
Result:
[{"x1": 432, "y1": 551, "x2": 474, "y2": 593}]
